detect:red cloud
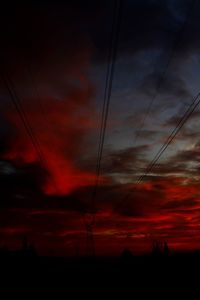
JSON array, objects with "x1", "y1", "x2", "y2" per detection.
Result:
[{"x1": 3, "y1": 77, "x2": 99, "y2": 195}]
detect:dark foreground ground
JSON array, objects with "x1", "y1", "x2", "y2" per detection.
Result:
[{"x1": 0, "y1": 252, "x2": 200, "y2": 297}]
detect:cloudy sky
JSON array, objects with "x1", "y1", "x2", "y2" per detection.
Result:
[{"x1": 1, "y1": 0, "x2": 200, "y2": 256}]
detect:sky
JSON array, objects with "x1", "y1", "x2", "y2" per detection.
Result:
[{"x1": 1, "y1": 0, "x2": 200, "y2": 256}]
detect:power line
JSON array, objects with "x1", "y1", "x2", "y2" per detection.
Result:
[
  {"x1": 122, "y1": 90, "x2": 200, "y2": 203},
  {"x1": 96, "y1": 0, "x2": 118, "y2": 179},
  {"x1": 1, "y1": 69, "x2": 58, "y2": 192},
  {"x1": 92, "y1": 0, "x2": 123, "y2": 208},
  {"x1": 132, "y1": 0, "x2": 196, "y2": 146},
  {"x1": 2, "y1": 72, "x2": 44, "y2": 164},
  {"x1": 84, "y1": 0, "x2": 123, "y2": 256},
  {"x1": 137, "y1": 91, "x2": 200, "y2": 183}
]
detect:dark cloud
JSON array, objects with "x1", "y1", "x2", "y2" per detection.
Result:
[
  {"x1": 116, "y1": 0, "x2": 184, "y2": 57},
  {"x1": 162, "y1": 197, "x2": 198, "y2": 209},
  {"x1": 165, "y1": 110, "x2": 200, "y2": 127},
  {"x1": 0, "y1": 160, "x2": 47, "y2": 209},
  {"x1": 102, "y1": 145, "x2": 149, "y2": 174},
  {"x1": 134, "y1": 129, "x2": 162, "y2": 141},
  {"x1": 140, "y1": 73, "x2": 191, "y2": 99},
  {"x1": 140, "y1": 141, "x2": 200, "y2": 180},
  {"x1": 169, "y1": 142, "x2": 200, "y2": 166},
  {"x1": 1, "y1": 0, "x2": 198, "y2": 65},
  {"x1": 90, "y1": 0, "x2": 200, "y2": 63},
  {"x1": 112, "y1": 185, "x2": 164, "y2": 217},
  {"x1": 150, "y1": 163, "x2": 187, "y2": 177}
]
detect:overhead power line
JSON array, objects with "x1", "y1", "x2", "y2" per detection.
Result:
[
  {"x1": 1, "y1": 69, "x2": 58, "y2": 192},
  {"x1": 96, "y1": 0, "x2": 119, "y2": 178},
  {"x1": 132, "y1": 0, "x2": 197, "y2": 146},
  {"x1": 84, "y1": 0, "x2": 123, "y2": 256},
  {"x1": 92, "y1": 0, "x2": 123, "y2": 210},
  {"x1": 137, "y1": 91, "x2": 200, "y2": 183},
  {"x1": 2, "y1": 72, "x2": 45, "y2": 165}
]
